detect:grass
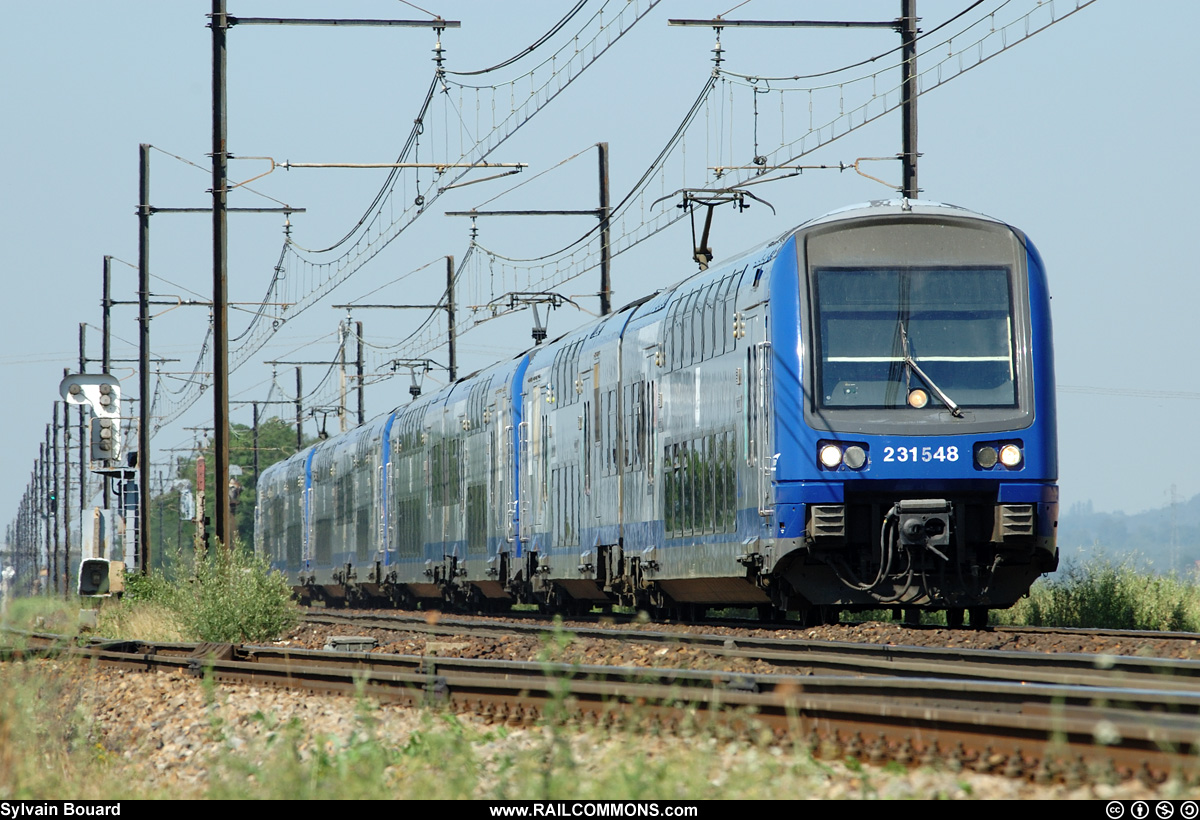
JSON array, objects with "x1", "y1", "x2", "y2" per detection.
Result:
[
  {"x1": 0, "y1": 662, "x2": 99, "y2": 798},
  {"x1": 789, "y1": 552, "x2": 1200, "y2": 632},
  {"x1": 0, "y1": 656, "x2": 959, "y2": 800},
  {"x1": 1, "y1": 543, "x2": 298, "y2": 645},
  {"x1": 113, "y1": 543, "x2": 299, "y2": 643},
  {"x1": 4, "y1": 552, "x2": 1200, "y2": 798},
  {"x1": 1, "y1": 595, "x2": 87, "y2": 638},
  {"x1": 9, "y1": 550, "x2": 1200, "y2": 639},
  {"x1": 1001, "y1": 551, "x2": 1200, "y2": 631}
]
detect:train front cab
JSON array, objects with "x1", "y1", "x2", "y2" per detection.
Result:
[{"x1": 767, "y1": 203, "x2": 1058, "y2": 622}]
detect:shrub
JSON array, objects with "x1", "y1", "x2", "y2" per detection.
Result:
[
  {"x1": 122, "y1": 543, "x2": 298, "y2": 643},
  {"x1": 1002, "y1": 552, "x2": 1200, "y2": 631}
]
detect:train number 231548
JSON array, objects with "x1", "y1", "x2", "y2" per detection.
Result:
[{"x1": 882, "y1": 445, "x2": 960, "y2": 463}]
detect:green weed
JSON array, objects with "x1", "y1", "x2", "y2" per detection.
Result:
[
  {"x1": 119, "y1": 543, "x2": 298, "y2": 643},
  {"x1": 999, "y1": 552, "x2": 1200, "y2": 631}
]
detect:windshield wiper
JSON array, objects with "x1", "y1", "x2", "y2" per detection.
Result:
[{"x1": 900, "y1": 323, "x2": 963, "y2": 418}]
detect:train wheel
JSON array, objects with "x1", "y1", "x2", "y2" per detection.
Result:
[
  {"x1": 968, "y1": 606, "x2": 989, "y2": 628},
  {"x1": 757, "y1": 604, "x2": 787, "y2": 623},
  {"x1": 902, "y1": 607, "x2": 921, "y2": 626},
  {"x1": 946, "y1": 608, "x2": 965, "y2": 629},
  {"x1": 798, "y1": 606, "x2": 838, "y2": 627}
]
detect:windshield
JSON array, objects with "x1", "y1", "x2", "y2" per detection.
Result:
[{"x1": 813, "y1": 267, "x2": 1015, "y2": 410}]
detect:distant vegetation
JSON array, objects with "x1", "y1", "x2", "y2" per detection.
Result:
[
  {"x1": 150, "y1": 417, "x2": 315, "y2": 569},
  {"x1": 1058, "y1": 496, "x2": 1200, "y2": 575},
  {"x1": 854, "y1": 553, "x2": 1200, "y2": 631},
  {"x1": 1000, "y1": 552, "x2": 1200, "y2": 632}
]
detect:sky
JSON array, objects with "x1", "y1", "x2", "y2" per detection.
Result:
[{"x1": 2, "y1": 0, "x2": 1198, "y2": 535}]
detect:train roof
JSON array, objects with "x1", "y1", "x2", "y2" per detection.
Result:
[
  {"x1": 687, "y1": 199, "x2": 1004, "y2": 278},
  {"x1": 794, "y1": 198, "x2": 1008, "y2": 231}
]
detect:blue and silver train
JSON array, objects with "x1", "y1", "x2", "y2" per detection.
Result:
[{"x1": 255, "y1": 200, "x2": 1058, "y2": 625}]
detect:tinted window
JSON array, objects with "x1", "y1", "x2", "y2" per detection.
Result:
[{"x1": 814, "y1": 267, "x2": 1015, "y2": 410}]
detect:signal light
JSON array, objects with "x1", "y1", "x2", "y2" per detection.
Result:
[
  {"x1": 59, "y1": 374, "x2": 120, "y2": 419},
  {"x1": 90, "y1": 416, "x2": 120, "y2": 462},
  {"x1": 78, "y1": 559, "x2": 110, "y2": 596}
]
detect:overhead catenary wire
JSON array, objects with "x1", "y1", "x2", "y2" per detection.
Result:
[
  {"x1": 468, "y1": 73, "x2": 718, "y2": 268},
  {"x1": 718, "y1": 1, "x2": 1002, "y2": 93},
  {"x1": 340, "y1": 255, "x2": 447, "y2": 307},
  {"x1": 152, "y1": 1, "x2": 663, "y2": 431},
  {"x1": 753, "y1": 0, "x2": 1095, "y2": 173},
  {"x1": 149, "y1": 144, "x2": 294, "y2": 211},
  {"x1": 143, "y1": 1, "x2": 1094, "y2": 447},
  {"x1": 287, "y1": 0, "x2": 660, "y2": 265},
  {"x1": 286, "y1": 73, "x2": 442, "y2": 257},
  {"x1": 444, "y1": 0, "x2": 588, "y2": 77},
  {"x1": 714, "y1": 0, "x2": 995, "y2": 84},
  {"x1": 229, "y1": 236, "x2": 291, "y2": 343},
  {"x1": 464, "y1": 0, "x2": 1095, "y2": 302}
]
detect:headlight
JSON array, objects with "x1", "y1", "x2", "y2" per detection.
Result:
[
  {"x1": 975, "y1": 445, "x2": 998, "y2": 469},
  {"x1": 999, "y1": 444, "x2": 1023, "y2": 468},
  {"x1": 819, "y1": 444, "x2": 843, "y2": 469},
  {"x1": 843, "y1": 445, "x2": 867, "y2": 470},
  {"x1": 907, "y1": 388, "x2": 929, "y2": 409}
]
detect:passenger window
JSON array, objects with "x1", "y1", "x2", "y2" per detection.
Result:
[
  {"x1": 607, "y1": 389, "x2": 617, "y2": 473},
  {"x1": 666, "y1": 301, "x2": 679, "y2": 371},
  {"x1": 705, "y1": 281, "x2": 719, "y2": 361},
  {"x1": 686, "y1": 290, "x2": 700, "y2": 365},
  {"x1": 663, "y1": 444, "x2": 676, "y2": 536}
]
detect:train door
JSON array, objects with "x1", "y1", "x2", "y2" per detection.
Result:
[
  {"x1": 518, "y1": 387, "x2": 534, "y2": 547},
  {"x1": 531, "y1": 384, "x2": 549, "y2": 547},
  {"x1": 380, "y1": 413, "x2": 395, "y2": 568},
  {"x1": 485, "y1": 398, "x2": 497, "y2": 554},
  {"x1": 302, "y1": 449, "x2": 316, "y2": 576},
  {"x1": 743, "y1": 312, "x2": 774, "y2": 523},
  {"x1": 455, "y1": 409, "x2": 469, "y2": 558},
  {"x1": 498, "y1": 387, "x2": 519, "y2": 555},
  {"x1": 581, "y1": 363, "x2": 596, "y2": 547},
  {"x1": 641, "y1": 347, "x2": 661, "y2": 524},
  {"x1": 424, "y1": 423, "x2": 437, "y2": 558}
]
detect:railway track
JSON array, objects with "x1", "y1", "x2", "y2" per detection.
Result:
[
  {"x1": 984, "y1": 623, "x2": 1200, "y2": 644},
  {"x1": 5, "y1": 628, "x2": 1199, "y2": 786},
  {"x1": 300, "y1": 610, "x2": 1200, "y2": 692},
  {"x1": 302, "y1": 607, "x2": 1200, "y2": 648}
]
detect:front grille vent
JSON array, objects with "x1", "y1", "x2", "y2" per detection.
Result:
[
  {"x1": 997, "y1": 504, "x2": 1035, "y2": 539},
  {"x1": 809, "y1": 505, "x2": 846, "y2": 540}
]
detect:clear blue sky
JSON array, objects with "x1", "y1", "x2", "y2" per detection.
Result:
[{"x1": 2, "y1": 0, "x2": 1196, "y2": 531}]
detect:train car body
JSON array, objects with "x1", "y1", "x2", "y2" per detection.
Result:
[{"x1": 256, "y1": 200, "x2": 1057, "y2": 623}]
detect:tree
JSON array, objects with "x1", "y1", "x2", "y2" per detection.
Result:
[{"x1": 154, "y1": 417, "x2": 315, "y2": 563}]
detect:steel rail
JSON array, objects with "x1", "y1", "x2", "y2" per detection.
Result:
[
  {"x1": 990, "y1": 623, "x2": 1200, "y2": 642},
  {"x1": 301, "y1": 612, "x2": 1200, "y2": 693},
  {"x1": 5, "y1": 632, "x2": 1197, "y2": 784}
]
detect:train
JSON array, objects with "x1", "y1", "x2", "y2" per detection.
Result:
[{"x1": 255, "y1": 199, "x2": 1058, "y2": 627}]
